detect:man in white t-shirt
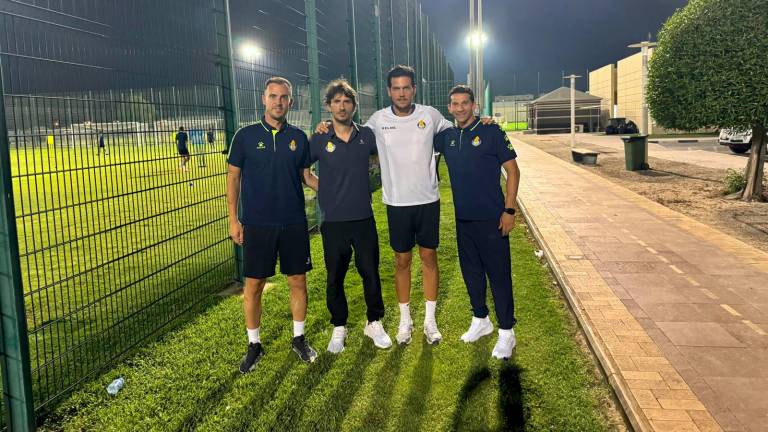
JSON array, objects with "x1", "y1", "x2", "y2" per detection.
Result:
[
  {"x1": 366, "y1": 66, "x2": 453, "y2": 345},
  {"x1": 320, "y1": 65, "x2": 452, "y2": 345}
]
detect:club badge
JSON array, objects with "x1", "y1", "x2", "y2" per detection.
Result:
[
  {"x1": 326, "y1": 141, "x2": 336, "y2": 153},
  {"x1": 289, "y1": 139, "x2": 297, "y2": 151},
  {"x1": 472, "y1": 136, "x2": 481, "y2": 147},
  {"x1": 417, "y1": 120, "x2": 426, "y2": 129}
]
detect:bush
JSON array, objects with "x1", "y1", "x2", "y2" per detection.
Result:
[{"x1": 724, "y1": 169, "x2": 747, "y2": 195}]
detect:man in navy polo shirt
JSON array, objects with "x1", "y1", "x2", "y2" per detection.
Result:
[
  {"x1": 434, "y1": 85, "x2": 521, "y2": 360},
  {"x1": 227, "y1": 76, "x2": 318, "y2": 372},
  {"x1": 308, "y1": 79, "x2": 392, "y2": 354}
]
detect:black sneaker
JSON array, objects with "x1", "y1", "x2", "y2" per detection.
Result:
[
  {"x1": 291, "y1": 335, "x2": 318, "y2": 363},
  {"x1": 239, "y1": 342, "x2": 264, "y2": 373}
]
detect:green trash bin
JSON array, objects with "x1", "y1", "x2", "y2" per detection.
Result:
[{"x1": 621, "y1": 135, "x2": 649, "y2": 171}]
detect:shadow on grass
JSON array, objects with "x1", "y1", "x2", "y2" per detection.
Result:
[
  {"x1": 450, "y1": 355, "x2": 526, "y2": 432},
  {"x1": 261, "y1": 352, "x2": 339, "y2": 429},
  {"x1": 395, "y1": 339, "x2": 434, "y2": 431},
  {"x1": 450, "y1": 366, "x2": 492, "y2": 431},
  {"x1": 302, "y1": 340, "x2": 377, "y2": 430},
  {"x1": 177, "y1": 368, "x2": 241, "y2": 431},
  {"x1": 361, "y1": 344, "x2": 406, "y2": 428},
  {"x1": 499, "y1": 361, "x2": 525, "y2": 431},
  {"x1": 210, "y1": 351, "x2": 297, "y2": 432}
]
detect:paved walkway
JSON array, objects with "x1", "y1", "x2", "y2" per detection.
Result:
[
  {"x1": 512, "y1": 136, "x2": 768, "y2": 432},
  {"x1": 540, "y1": 133, "x2": 756, "y2": 171}
]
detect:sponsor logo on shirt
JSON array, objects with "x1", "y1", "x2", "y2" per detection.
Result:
[
  {"x1": 472, "y1": 136, "x2": 481, "y2": 147},
  {"x1": 326, "y1": 141, "x2": 336, "y2": 153},
  {"x1": 417, "y1": 120, "x2": 426, "y2": 129},
  {"x1": 289, "y1": 139, "x2": 297, "y2": 151},
  {"x1": 257, "y1": 141, "x2": 266, "y2": 150},
  {"x1": 382, "y1": 126, "x2": 397, "y2": 130}
]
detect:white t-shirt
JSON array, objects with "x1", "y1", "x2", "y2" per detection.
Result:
[{"x1": 365, "y1": 104, "x2": 453, "y2": 206}]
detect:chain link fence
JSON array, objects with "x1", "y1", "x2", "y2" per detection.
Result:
[{"x1": 0, "y1": 0, "x2": 453, "y2": 428}]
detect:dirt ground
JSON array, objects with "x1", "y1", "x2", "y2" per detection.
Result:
[{"x1": 515, "y1": 134, "x2": 768, "y2": 253}]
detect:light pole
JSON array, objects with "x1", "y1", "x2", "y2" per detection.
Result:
[
  {"x1": 468, "y1": 0, "x2": 487, "y2": 115},
  {"x1": 240, "y1": 43, "x2": 261, "y2": 121},
  {"x1": 628, "y1": 40, "x2": 658, "y2": 136},
  {"x1": 565, "y1": 74, "x2": 581, "y2": 149}
]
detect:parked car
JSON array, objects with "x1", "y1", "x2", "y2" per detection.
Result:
[
  {"x1": 605, "y1": 118, "x2": 639, "y2": 135},
  {"x1": 719, "y1": 128, "x2": 768, "y2": 154}
]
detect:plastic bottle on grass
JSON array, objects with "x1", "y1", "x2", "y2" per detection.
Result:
[{"x1": 107, "y1": 377, "x2": 125, "y2": 395}]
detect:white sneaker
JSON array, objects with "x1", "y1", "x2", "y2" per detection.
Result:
[
  {"x1": 396, "y1": 319, "x2": 413, "y2": 345},
  {"x1": 423, "y1": 320, "x2": 442, "y2": 345},
  {"x1": 327, "y1": 326, "x2": 347, "y2": 354},
  {"x1": 461, "y1": 316, "x2": 494, "y2": 343},
  {"x1": 364, "y1": 321, "x2": 392, "y2": 349},
  {"x1": 492, "y1": 328, "x2": 517, "y2": 360}
]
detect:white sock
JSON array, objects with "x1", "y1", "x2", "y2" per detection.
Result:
[
  {"x1": 425, "y1": 300, "x2": 437, "y2": 323},
  {"x1": 247, "y1": 327, "x2": 260, "y2": 344},
  {"x1": 293, "y1": 320, "x2": 305, "y2": 337},
  {"x1": 399, "y1": 303, "x2": 411, "y2": 324}
]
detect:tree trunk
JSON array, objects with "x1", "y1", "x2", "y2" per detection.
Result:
[{"x1": 742, "y1": 123, "x2": 767, "y2": 202}]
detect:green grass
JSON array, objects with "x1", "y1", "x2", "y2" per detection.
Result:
[
  {"x1": 502, "y1": 122, "x2": 528, "y2": 132},
  {"x1": 5, "y1": 137, "x2": 316, "y2": 413},
  {"x1": 39, "y1": 164, "x2": 619, "y2": 431}
]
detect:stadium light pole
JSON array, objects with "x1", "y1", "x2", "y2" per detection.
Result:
[
  {"x1": 240, "y1": 43, "x2": 261, "y2": 120},
  {"x1": 566, "y1": 74, "x2": 581, "y2": 149}
]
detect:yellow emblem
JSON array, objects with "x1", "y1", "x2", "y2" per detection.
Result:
[
  {"x1": 472, "y1": 136, "x2": 481, "y2": 147},
  {"x1": 257, "y1": 141, "x2": 266, "y2": 150},
  {"x1": 326, "y1": 141, "x2": 336, "y2": 153},
  {"x1": 289, "y1": 139, "x2": 297, "y2": 151},
  {"x1": 417, "y1": 120, "x2": 426, "y2": 129}
]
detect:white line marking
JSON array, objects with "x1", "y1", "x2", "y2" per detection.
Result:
[
  {"x1": 743, "y1": 320, "x2": 767, "y2": 336},
  {"x1": 669, "y1": 265, "x2": 684, "y2": 274},
  {"x1": 720, "y1": 304, "x2": 742, "y2": 317}
]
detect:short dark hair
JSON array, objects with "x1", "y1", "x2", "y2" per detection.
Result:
[
  {"x1": 178, "y1": 126, "x2": 185, "y2": 131},
  {"x1": 449, "y1": 85, "x2": 475, "y2": 103},
  {"x1": 264, "y1": 76, "x2": 293, "y2": 96},
  {"x1": 387, "y1": 65, "x2": 416, "y2": 88},
  {"x1": 324, "y1": 79, "x2": 358, "y2": 107}
]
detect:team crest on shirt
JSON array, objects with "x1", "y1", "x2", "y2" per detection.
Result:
[
  {"x1": 417, "y1": 120, "x2": 426, "y2": 129},
  {"x1": 326, "y1": 141, "x2": 336, "y2": 153},
  {"x1": 449, "y1": 139, "x2": 456, "y2": 147},
  {"x1": 289, "y1": 139, "x2": 297, "y2": 151},
  {"x1": 472, "y1": 136, "x2": 481, "y2": 147},
  {"x1": 257, "y1": 141, "x2": 266, "y2": 150}
]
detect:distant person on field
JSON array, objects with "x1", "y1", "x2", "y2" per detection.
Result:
[
  {"x1": 98, "y1": 133, "x2": 108, "y2": 156},
  {"x1": 176, "y1": 126, "x2": 190, "y2": 171}
]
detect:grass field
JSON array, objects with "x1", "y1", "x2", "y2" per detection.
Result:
[
  {"x1": 6, "y1": 137, "x2": 252, "y2": 412},
  {"x1": 502, "y1": 122, "x2": 528, "y2": 132},
  {"x1": 38, "y1": 164, "x2": 622, "y2": 431}
]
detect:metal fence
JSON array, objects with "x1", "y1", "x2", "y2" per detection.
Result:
[{"x1": 0, "y1": 0, "x2": 453, "y2": 429}]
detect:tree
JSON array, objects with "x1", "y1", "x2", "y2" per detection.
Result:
[{"x1": 647, "y1": 0, "x2": 768, "y2": 201}]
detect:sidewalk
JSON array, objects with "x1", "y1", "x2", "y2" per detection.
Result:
[
  {"x1": 542, "y1": 133, "x2": 752, "y2": 171},
  {"x1": 512, "y1": 136, "x2": 768, "y2": 432}
]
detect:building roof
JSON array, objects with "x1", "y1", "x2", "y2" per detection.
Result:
[{"x1": 529, "y1": 87, "x2": 602, "y2": 105}]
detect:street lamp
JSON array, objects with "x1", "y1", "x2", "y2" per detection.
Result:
[{"x1": 240, "y1": 43, "x2": 262, "y2": 120}]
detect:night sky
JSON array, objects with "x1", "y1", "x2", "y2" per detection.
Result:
[{"x1": 421, "y1": 0, "x2": 689, "y2": 96}]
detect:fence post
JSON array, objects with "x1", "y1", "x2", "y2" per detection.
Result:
[
  {"x1": 347, "y1": 0, "x2": 361, "y2": 123},
  {"x1": 0, "y1": 61, "x2": 36, "y2": 432},
  {"x1": 373, "y1": 0, "x2": 384, "y2": 110},
  {"x1": 305, "y1": 0, "x2": 322, "y2": 227},
  {"x1": 217, "y1": 0, "x2": 243, "y2": 281}
]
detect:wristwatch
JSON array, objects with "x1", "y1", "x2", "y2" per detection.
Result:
[{"x1": 504, "y1": 207, "x2": 516, "y2": 216}]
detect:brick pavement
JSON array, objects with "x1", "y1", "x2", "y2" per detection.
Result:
[{"x1": 512, "y1": 136, "x2": 768, "y2": 432}]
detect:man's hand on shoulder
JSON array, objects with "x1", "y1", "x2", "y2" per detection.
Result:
[{"x1": 314, "y1": 120, "x2": 331, "y2": 135}]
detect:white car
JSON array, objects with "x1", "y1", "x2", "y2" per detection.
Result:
[{"x1": 719, "y1": 128, "x2": 768, "y2": 154}]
